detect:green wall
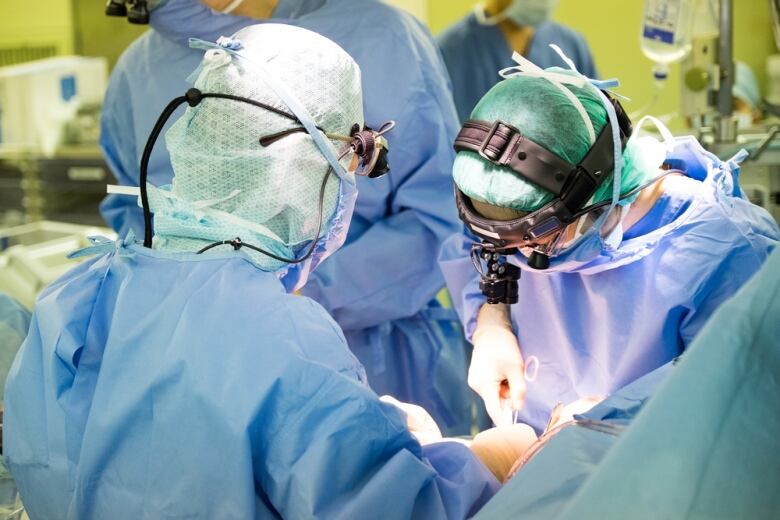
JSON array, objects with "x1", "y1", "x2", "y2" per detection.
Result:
[
  {"x1": 429, "y1": 0, "x2": 777, "y2": 129},
  {"x1": 72, "y1": 0, "x2": 148, "y2": 69},
  {"x1": 1, "y1": 0, "x2": 775, "y2": 108},
  {"x1": 0, "y1": 1, "x2": 147, "y2": 69},
  {"x1": 0, "y1": 1, "x2": 75, "y2": 56}
]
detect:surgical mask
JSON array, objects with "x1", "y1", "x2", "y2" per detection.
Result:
[
  {"x1": 517, "y1": 115, "x2": 674, "y2": 270},
  {"x1": 475, "y1": 0, "x2": 559, "y2": 27},
  {"x1": 506, "y1": 0, "x2": 558, "y2": 26}
]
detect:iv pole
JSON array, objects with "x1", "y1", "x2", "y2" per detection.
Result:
[{"x1": 715, "y1": 0, "x2": 737, "y2": 142}]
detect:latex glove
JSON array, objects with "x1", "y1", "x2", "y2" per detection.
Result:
[
  {"x1": 380, "y1": 395, "x2": 443, "y2": 445},
  {"x1": 469, "y1": 304, "x2": 526, "y2": 426},
  {"x1": 469, "y1": 423, "x2": 538, "y2": 482}
]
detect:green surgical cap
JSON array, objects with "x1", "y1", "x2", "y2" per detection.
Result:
[{"x1": 454, "y1": 69, "x2": 646, "y2": 213}]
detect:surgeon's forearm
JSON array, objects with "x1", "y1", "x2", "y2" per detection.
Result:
[
  {"x1": 475, "y1": 303, "x2": 512, "y2": 332},
  {"x1": 471, "y1": 303, "x2": 514, "y2": 346}
]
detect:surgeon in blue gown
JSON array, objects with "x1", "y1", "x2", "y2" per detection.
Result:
[
  {"x1": 0, "y1": 292, "x2": 29, "y2": 400},
  {"x1": 4, "y1": 24, "x2": 499, "y2": 519},
  {"x1": 99, "y1": 0, "x2": 473, "y2": 434},
  {"x1": 437, "y1": 0, "x2": 597, "y2": 122},
  {"x1": 476, "y1": 246, "x2": 780, "y2": 519},
  {"x1": 439, "y1": 59, "x2": 779, "y2": 432}
]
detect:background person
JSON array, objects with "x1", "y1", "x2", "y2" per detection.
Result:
[
  {"x1": 437, "y1": 0, "x2": 597, "y2": 122},
  {"x1": 478, "y1": 246, "x2": 780, "y2": 519},
  {"x1": 0, "y1": 293, "x2": 29, "y2": 400}
]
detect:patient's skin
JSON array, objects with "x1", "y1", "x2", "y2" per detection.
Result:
[
  {"x1": 416, "y1": 395, "x2": 605, "y2": 483},
  {"x1": 469, "y1": 423, "x2": 539, "y2": 482},
  {"x1": 469, "y1": 396, "x2": 605, "y2": 483}
]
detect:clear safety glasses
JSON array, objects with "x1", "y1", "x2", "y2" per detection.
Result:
[{"x1": 518, "y1": 204, "x2": 626, "y2": 259}]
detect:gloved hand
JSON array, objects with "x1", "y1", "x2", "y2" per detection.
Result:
[
  {"x1": 469, "y1": 304, "x2": 526, "y2": 426},
  {"x1": 379, "y1": 395, "x2": 443, "y2": 445}
]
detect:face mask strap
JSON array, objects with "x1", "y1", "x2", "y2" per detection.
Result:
[
  {"x1": 226, "y1": 49, "x2": 348, "y2": 182},
  {"x1": 499, "y1": 51, "x2": 595, "y2": 143},
  {"x1": 634, "y1": 115, "x2": 675, "y2": 151},
  {"x1": 547, "y1": 43, "x2": 630, "y2": 214},
  {"x1": 219, "y1": 0, "x2": 244, "y2": 14}
]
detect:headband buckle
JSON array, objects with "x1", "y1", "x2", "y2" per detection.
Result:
[{"x1": 478, "y1": 120, "x2": 518, "y2": 164}]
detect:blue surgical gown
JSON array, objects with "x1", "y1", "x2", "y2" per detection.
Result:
[
  {"x1": 3, "y1": 240, "x2": 499, "y2": 519},
  {"x1": 436, "y1": 14, "x2": 598, "y2": 122},
  {"x1": 554, "y1": 247, "x2": 780, "y2": 519},
  {"x1": 99, "y1": 0, "x2": 474, "y2": 434},
  {"x1": 0, "y1": 292, "x2": 30, "y2": 401},
  {"x1": 439, "y1": 136, "x2": 779, "y2": 432},
  {"x1": 477, "y1": 247, "x2": 780, "y2": 519}
]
